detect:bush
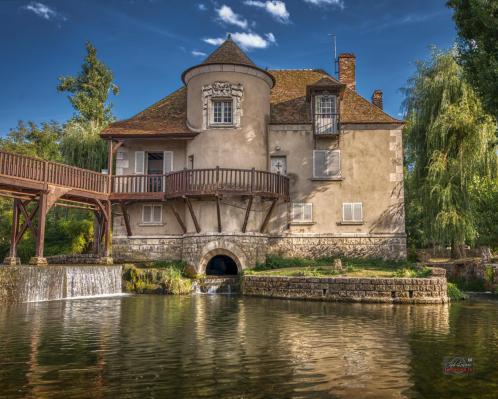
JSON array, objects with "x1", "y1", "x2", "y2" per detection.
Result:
[
  {"x1": 122, "y1": 264, "x2": 192, "y2": 295},
  {"x1": 447, "y1": 282, "x2": 468, "y2": 300}
]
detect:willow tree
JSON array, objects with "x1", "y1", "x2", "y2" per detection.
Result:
[
  {"x1": 404, "y1": 50, "x2": 497, "y2": 257},
  {"x1": 58, "y1": 42, "x2": 119, "y2": 171}
]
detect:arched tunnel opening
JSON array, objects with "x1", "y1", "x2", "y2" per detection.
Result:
[{"x1": 205, "y1": 255, "x2": 238, "y2": 276}]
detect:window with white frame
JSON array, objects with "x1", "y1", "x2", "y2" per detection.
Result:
[
  {"x1": 211, "y1": 99, "x2": 233, "y2": 125},
  {"x1": 291, "y1": 203, "x2": 313, "y2": 223},
  {"x1": 313, "y1": 150, "x2": 341, "y2": 178},
  {"x1": 314, "y1": 95, "x2": 338, "y2": 135},
  {"x1": 342, "y1": 202, "x2": 363, "y2": 223},
  {"x1": 142, "y1": 204, "x2": 163, "y2": 224}
]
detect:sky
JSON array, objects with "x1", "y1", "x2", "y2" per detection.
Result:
[{"x1": 0, "y1": 0, "x2": 456, "y2": 134}]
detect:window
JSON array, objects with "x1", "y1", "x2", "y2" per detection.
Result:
[
  {"x1": 314, "y1": 95, "x2": 338, "y2": 135},
  {"x1": 313, "y1": 150, "x2": 341, "y2": 179},
  {"x1": 291, "y1": 203, "x2": 313, "y2": 223},
  {"x1": 342, "y1": 202, "x2": 363, "y2": 223},
  {"x1": 142, "y1": 204, "x2": 163, "y2": 224},
  {"x1": 188, "y1": 155, "x2": 194, "y2": 170},
  {"x1": 212, "y1": 99, "x2": 233, "y2": 125},
  {"x1": 270, "y1": 156, "x2": 287, "y2": 175}
]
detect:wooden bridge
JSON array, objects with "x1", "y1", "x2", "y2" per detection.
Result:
[{"x1": 0, "y1": 150, "x2": 289, "y2": 265}]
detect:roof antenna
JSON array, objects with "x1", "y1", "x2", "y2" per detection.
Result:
[{"x1": 328, "y1": 33, "x2": 338, "y2": 76}]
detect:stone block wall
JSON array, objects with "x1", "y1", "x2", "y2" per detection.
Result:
[
  {"x1": 112, "y1": 236, "x2": 183, "y2": 263},
  {"x1": 268, "y1": 234, "x2": 407, "y2": 260},
  {"x1": 243, "y1": 275, "x2": 448, "y2": 304}
]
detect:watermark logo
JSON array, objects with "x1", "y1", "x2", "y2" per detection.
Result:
[{"x1": 443, "y1": 357, "x2": 474, "y2": 375}]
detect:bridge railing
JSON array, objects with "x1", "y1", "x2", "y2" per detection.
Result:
[{"x1": 0, "y1": 150, "x2": 108, "y2": 194}]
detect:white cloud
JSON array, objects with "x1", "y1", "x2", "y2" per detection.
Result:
[
  {"x1": 216, "y1": 5, "x2": 248, "y2": 29},
  {"x1": 192, "y1": 50, "x2": 207, "y2": 57},
  {"x1": 203, "y1": 37, "x2": 225, "y2": 46},
  {"x1": 197, "y1": 3, "x2": 207, "y2": 11},
  {"x1": 303, "y1": 0, "x2": 344, "y2": 9},
  {"x1": 204, "y1": 32, "x2": 276, "y2": 51},
  {"x1": 244, "y1": 1, "x2": 290, "y2": 23},
  {"x1": 22, "y1": 2, "x2": 66, "y2": 21}
]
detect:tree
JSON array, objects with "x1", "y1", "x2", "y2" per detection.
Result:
[
  {"x1": 57, "y1": 41, "x2": 119, "y2": 125},
  {"x1": 0, "y1": 120, "x2": 62, "y2": 161},
  {"x1": 403, "y1": 50, "x2": 497, "y2": 257},
  {"x1": 447, "y1": 0, "x2": 498, "y2": 120}
]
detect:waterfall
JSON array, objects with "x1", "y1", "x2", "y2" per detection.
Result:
[
  {"x1": 193, "y1": 276, "x2": 239, "y2": 294},
  {"x1": 0, "y1": 265, "x2": 123, "y2": 303}
]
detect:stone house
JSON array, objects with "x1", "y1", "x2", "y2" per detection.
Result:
[{"x1": 101, "y1": 37, "x2": 406, "y2": 275}]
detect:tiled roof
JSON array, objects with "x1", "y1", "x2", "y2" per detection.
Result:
[
  {"x1": 102, "y1": 68, "x2": 402, "y2": 138},
  {"x1": 269, "y1": 69, "x2": 402, "y2": 124},
  {"x1": 100, "y1": 88, "x2": 193, "y2": 138},
  {"x1": 201, "y1": 37, "x2": 256, "y2": 67}
]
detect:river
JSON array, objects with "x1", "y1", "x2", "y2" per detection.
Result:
[{"x1": 0, "y1": 295, "x2": 497, "y2": 398}]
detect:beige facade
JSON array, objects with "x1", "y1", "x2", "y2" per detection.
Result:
[{"x1": 105, "y1": 38, "x2": 406, "y2": 271}]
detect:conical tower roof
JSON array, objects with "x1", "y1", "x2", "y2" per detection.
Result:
[
  {"x1": 201, "y1": 35, "x2": 256, "y2": 67},
  {"x1": 182, "y1": 35, "x2": 274, "y2": 87}
]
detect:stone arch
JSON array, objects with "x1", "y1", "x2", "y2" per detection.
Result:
[{"x1": 197, "y1": 240, "x2": 247, "y2": 274}]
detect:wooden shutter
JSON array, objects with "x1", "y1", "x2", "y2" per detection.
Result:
[
  {"x1": 163, "y1": 151, "x2": 173, "y2": 173},
  {"x1": 343, "y1": 203, "x2": 353, "y2": 222},
  {"x1": 353, "y1": 203, "x2": 363, "y2": 221},
  {"x1": 135, "y1": 151, "x2": 145, "y2": 174},
  {"x1": 313, "y1": 150, "x2": 327, "y2": 178},
  {"x1": 327, "y1": 150, "x2": 341, "y2": 177},
  {"x1": 142, "y1": 205, "x2": 152, "y2": 223}
]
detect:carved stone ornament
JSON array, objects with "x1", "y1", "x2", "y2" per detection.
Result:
[{"x1": 202, "y1": 81, "x2": 243, "y2": 129}]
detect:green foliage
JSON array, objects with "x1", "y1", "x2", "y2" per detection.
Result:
[
  {"x1": 447, "y1": 0, "x2": 498, "y2": 119},
  {"x1": 469, "y1": 176, "x2": 498, "y2": 248},
  {"x1": 450, "y1": 277, "x2": 485, "y2": 292},
  {"x1": 403, "y1": 49, "x2": 497, "y2": 254},
  {"x1": 0, "y1": 120, "x2": 63, "y2": 161},
  {"x1": 393, "y1": 266, "x2": 431, "y2": 278},
  {"x1": 447, "y1": 282, "x2": 469, "y2": 300},
  {"x1": 57, "y1": 42, "x2": 119, "y2": 125},
  {"x1": 122, "y1": 264, "x2": 192, "y2": 295},
  {"x1": 60, "y1": 120, "x2": 108, "y2": 171}
]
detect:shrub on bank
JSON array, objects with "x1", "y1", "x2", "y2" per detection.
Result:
[
  {"x1": 447, "y1": 282, "x2": 468, "y2": 300},
  {"x1": 122, "y1": 264, "x2": 192, "y2": 295}
]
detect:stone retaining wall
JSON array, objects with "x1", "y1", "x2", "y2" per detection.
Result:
[
  {"x1": 46, "y1": 254, "x2": 113, "y2": 265},
  {"x1": 242, "y1": 275, "x2": 448, "y2": 304},
  {"x1": 112, "y1": 236, "x2": 183, "y2": 263}
]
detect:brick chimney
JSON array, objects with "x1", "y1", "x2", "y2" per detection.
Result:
[
  {"x1": 338, "y1": 53, "x2": 356, "y2": 91},
  {"x1": 371, "y1": 89, "x2": 383, "y2": 110}
]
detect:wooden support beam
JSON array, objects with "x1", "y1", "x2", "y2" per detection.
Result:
[
  {"x1": 103, "y1": 200, "x2": 112, "y2": 257},
  {"x1": 112, "y1": 140, "x2": 124, "y2": 155},
  {"x1": 216, "y1": 196, "x2": 222, "y2": 233},
  {"x1": 260, "y1": 199, "x2": 277, "y2": 233},
  {"x1": 8, "y1": 199, "x2": 20, "y2": 258},
  {"x1": 169, "y1": 204, "x2": 186, "y2": 234},
  {"x1": 242, "y1": 196, "x2": 253, "y2": 233},
  {"x1": 15, "y1": 201, "x2": 39, "y2": 245},
  {"x1": 34, "y1": 192, "x2": 48, "y2": 260},
  {"x1": 120, "y1": 202, "x2": 132, "y2": 237},
  {"x1": 185, "y1": 197, "x2": 200, "y2": 233},
  {"x1": 17, "y1": 200, "x2": 37, "y2": 237},
  {"x1": 93, "y1": 212, "x2": 102, "y2": 255}
]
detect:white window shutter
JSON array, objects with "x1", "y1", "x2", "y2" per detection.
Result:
[
  {"x1": 303, "y1": 203, "x2": 313, "y2": 222},
  {"x1": 328, "y1": 150, "x2": 341, "y2": 177},
  {"x1": 353, "y1": 203, "x2": 363, "y2": 221},
  {"x1": 163, "y1": 151, "x2": 173, "y2": 173},
  {"x1": 153, "y1": 205, "x2": 162, "y2": 223},
  {"x1": 313, "y1": 150, "x2": 327, "y2": 178},
  {"x1": 343, "y1": 203, "x2": 353, "y2": 222},
  {"x1": 292, "y1": 203, "x2": 302, "y2": 221},
  {"x1": 143, "y1": 205, "x2": 151, "y2": 223},
  {"x1": 135, "y1": 151, "x2": 145, "y2": 174}
]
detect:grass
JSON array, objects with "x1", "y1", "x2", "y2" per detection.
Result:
[
  {"x1": 245, "y1": 256, "x2": 431, "y2": 278},
  {"x1": 447, "y1": 282, "x2": 469, "y2": 300}
]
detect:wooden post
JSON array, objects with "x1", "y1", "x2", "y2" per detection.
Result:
[
  {"x1": 103, "y1": 200, "x2": 112, "y2": 258},
  {"x1": 4, "y1": 199, "x2": 20, "y2": 265},
  {"x1": 242, "y1": 196, "x2": 253, "y2": 233},
  {"x1": 216, "y1": 196, "x2": 222, "y2": 233},
  {"x1": 93, "y1": 212, "x2": 102, "y2": 255},
  {"x1": 169, "y1": 204, "x2": 187, "y2": 234},
  {"x1": 107, "y1": 140, "x2": 113, "y2": 178},
  {"x1": 120, "y1": 202, "x2": 132, "y2": 237},
  {"x1": 30, "y1": 192, "x2": 48, "y2": 265},
  {"x1": 260, "y1": 199, "x2": 277, "y2": 233},
  {"x1": 185, "y1": 197, "x2": 200, "y2": 233}
]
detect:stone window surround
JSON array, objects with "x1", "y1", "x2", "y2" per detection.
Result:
[
  {"x1": 290, "y1": 202, "x2": 314, "y2": 225},
  {"x1": 202, "y1": 81, "x2": 243, "y2": 130},
  {"x1": 141, "y1": 204, "x2": 164, "y2": 226},
  {"x1": 341, "y1": 202, "x2": 364, "y2": 225}
]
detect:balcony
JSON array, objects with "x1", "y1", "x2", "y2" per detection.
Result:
[
  {"x1": 111, "y1": 167, "x2": 290, "y2": 201},
  {"x1": 313, "y1": 113, "x2": 339, "y2": 136}
]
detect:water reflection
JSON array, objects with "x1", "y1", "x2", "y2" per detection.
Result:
[{"x1": 0, "y1": 295, "x2": 496, "y2": 398}]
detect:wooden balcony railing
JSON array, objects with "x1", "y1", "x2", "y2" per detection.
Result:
[
  {"x1": 0, "y1": 150, "x2": 289, "y2": 201},
  {"x1": 112, "y1": 167, "x2": 289, "y2": 200},
  {"x1": 0, "y1": 150, "x2": 109, "y2": 194}
]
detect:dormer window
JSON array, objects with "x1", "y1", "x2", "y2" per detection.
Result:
[
  {"x1": 212, "y1": 99, "x2": 233, "y2": 125},
  {"x1": 314, "y1": 94, "x2": 338, "y2": 135}
]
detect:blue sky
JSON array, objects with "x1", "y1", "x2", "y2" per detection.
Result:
[{"x1": 0, "y1": 0, "x2": 456, "y2": 134}]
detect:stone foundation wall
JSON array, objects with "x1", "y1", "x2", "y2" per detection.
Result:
[
  {"x1": 111, "y1": 233, "x2": 407, "y2": 268},
  {"x1": 243, "y1": 275, "x2": 448, "y2": 304},
  {"x1": 112, "y1": 236, "x2": 183, "y2": 263},
  {"x1": 268, "y1": 234, "x2": 407, "y2": 260},
  {"x1": 45, "y1": 254, "x2": 112, "y2": 265}
]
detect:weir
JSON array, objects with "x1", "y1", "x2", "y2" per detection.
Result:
[{"x1": 0, "y1": 265, "x2": 123, "y2": 303}]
